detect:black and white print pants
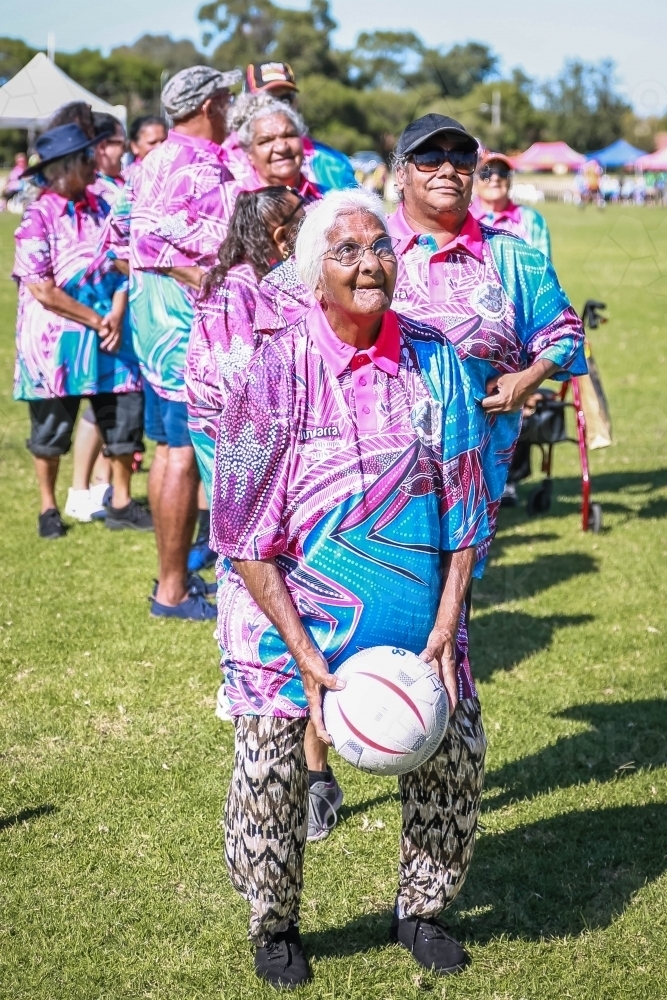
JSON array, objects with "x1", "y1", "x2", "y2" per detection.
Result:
[{"x1": 225, "y1": 699, "x2": 486, "y2": 944}]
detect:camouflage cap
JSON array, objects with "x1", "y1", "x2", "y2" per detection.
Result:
[{"x1": 161, "y1": 65, "x2": 242, "y2": 121}]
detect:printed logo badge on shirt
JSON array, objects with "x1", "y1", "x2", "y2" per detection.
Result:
[
  {"x1": 410, "y1": 398, "x2": 442, "y2": 449},
  {"x1": 470, "y1": 281, "x2": 509, "y2": 322}
]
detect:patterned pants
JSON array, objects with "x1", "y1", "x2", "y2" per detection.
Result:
[{"x1": 225, "y1": 700, "x2": 486, "y2": 944}]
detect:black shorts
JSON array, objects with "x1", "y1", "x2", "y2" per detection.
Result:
[{"x1": 27, "y1": 392, "x2": 145, "y2": 459}]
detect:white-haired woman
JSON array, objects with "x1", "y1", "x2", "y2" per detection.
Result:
[
  {"x1": 210, "y1": 188, "x2": 491, "y2": 988},
  {"x1": 225, "y1": 94, "x2": 321, "y2": 197}
]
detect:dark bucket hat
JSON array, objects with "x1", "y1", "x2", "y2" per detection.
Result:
[{"x1": 21, "y1": 123, "x2": 107, "y2": 178}]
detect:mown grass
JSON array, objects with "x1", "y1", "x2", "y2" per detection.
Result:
[{"x1": 1, "y1": 203, "x2": 666, "y2": 999}]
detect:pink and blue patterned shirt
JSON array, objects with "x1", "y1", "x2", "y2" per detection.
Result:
[
  {"x1": 13, "y1": 190, "x2": 140, "y2": 401},
  {"x1": 128, "y1": 131, "x2": 235, "y2": 401},
  {"x1": 211, "y1": 304, "x2": 490, "y2": 718},
  {"x1": 470, "y1": 196, "x2": 552, "y2": 259},
  {"x1": 185, "y1": 262, "x2": 263, "y2": 498},
  {"x1": 386, "y1": 206, "x2": 586, "y2": 574}
]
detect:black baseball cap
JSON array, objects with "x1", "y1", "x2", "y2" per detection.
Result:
[{"x1": 396, "y1": 114, "x2": 478, "y2": 157}]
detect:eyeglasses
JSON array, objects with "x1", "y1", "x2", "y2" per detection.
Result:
[
  {"x1": 478, "y1": 164, "x2": 511, "y2": 181},
  {"x1": 324, "y1": 236, "x2": 399, "y2": 267},
  {"x1": 280, "y1": 189, "x2": 306, "y2": 225},
  {"x1": 408, "y1": 147, "x2": 478, "y2": 176}
]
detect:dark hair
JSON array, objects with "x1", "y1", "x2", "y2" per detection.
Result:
[
  {"x1": 204, "y1": 187, "x2": 301, "y2": 295},
  {"x1": 48, "y1": 101, "x2": 95, "y2": 139},
  {"x1": 93, "y1": 112, "x2": 124, "y2": 139},
  {"x1": 129, "y1": 115, "x2": 167, "y2": 144}
]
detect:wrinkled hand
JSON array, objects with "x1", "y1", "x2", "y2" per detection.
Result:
[
  {"x1": 98, "y1": 310, "x2": 123, "y2": 353},
  {"x1": 482, "y1": 371, "x2": 533, "y2": 414},
  {"x1": 420, "y1": 629, "x2": 458, "y2": 714},
  {"x1": 297, "y1": 647, "x2": 346, "y2": 745}
]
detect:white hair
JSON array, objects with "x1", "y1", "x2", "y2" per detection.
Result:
[
  {"x1": 295, "y1": 189, "x2": 387, "y2": 292},
  {"x1": 231, "y1": 94, "x2": 307, "y2": 150}
]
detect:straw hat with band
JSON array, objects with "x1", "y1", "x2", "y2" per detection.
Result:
[{"x1": 21, "y1": 123, "x2": 111, "y2": 178}]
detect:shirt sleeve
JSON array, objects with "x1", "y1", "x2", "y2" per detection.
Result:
[
  {"x1": 12, "y1": 203, "x2": 53, "y2": 284},
  {"x1": 495, "y1": 236, "x2": 587, "y2": 381},
  {"x1": 434, "y1": 342, "x2": 491, "y2": 552},
  {"x1": 210, "y1": 343, "x2": 293, "y2": 561},
  {"x1": 136, "y1": 183, "x2": 239, "y2": 269}
]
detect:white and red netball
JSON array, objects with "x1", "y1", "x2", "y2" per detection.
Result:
[{"x1": 322, "y1": 646, "x2": 449, "y2": 776}]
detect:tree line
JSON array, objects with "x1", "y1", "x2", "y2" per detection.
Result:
[{"x1": 0, "y1": 0, "x2": 664, "y2": 166}]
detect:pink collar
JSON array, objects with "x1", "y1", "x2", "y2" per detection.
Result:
[
  {"x1": 168, "y1": 129, "x2": 227, "y2": 161},
  {"x1": 470, "y1": 196, "x2": 522, "y2": 225},
  {"x1": 387, "y1": 204, "x2": 484, "y2": 261},
  {"x1": 307, "y1": 303, "x2": 400, "y2": 378}
]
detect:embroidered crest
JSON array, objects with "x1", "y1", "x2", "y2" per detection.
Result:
[{"x1": 470, "y1": 281, "x2": 509, "y2": 322}]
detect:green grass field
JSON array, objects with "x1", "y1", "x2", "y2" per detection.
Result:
[{"x1": 1, "y1": 204, "x2": 666, "y2": 1000}]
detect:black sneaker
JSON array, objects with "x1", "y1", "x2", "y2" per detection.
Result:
[
  {"x1": 38, "y1": 508, "x2": 67, "y2": 539},
  {"x1": 389, "y1": 913, "x2": 470, "y2": 976},
  {"x1": 105, "y1": 499, "x2": 154, "y2": 531},
  {"x1": 254, "y1": 925, "x2": 312, "y2": 989}
]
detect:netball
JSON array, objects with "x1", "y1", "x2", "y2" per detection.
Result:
[{"x1": 323, "y1": 646, "x2": 450, "y2": 776}]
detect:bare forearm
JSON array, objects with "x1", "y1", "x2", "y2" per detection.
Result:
[
  {"x1": 434, "y1": 547, "x2": 476, "y2": 640},
  {"x1": 158, "y1": 266, "x2": 203, "y2": 290},
  {"x1": 521, "y1": 358, "x2": 559, "y2": 394},
  {"x1": 26, "y1": 283, "x2": 101, "y2": 329},
  {"x1": 231, "y1": 558, "x2": 317, "y2": 668},
  {"x1": 114, "y1": 260, "x2": 129, "y2": 277}
]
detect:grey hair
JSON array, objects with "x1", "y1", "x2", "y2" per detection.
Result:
[
  {"x1": 295, "y1": 189, "x2": 387, "y2": 292},
  {"x1": 232, "y1": 95, "x2": 307, "y2": 150}
]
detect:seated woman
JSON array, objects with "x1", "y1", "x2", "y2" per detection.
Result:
[
  {"x1": 12, "y1": 124, "x2": 150, "y2": 537},
  {"x1": 211, "y1": 189, "x2": 490, "y2": 988}
]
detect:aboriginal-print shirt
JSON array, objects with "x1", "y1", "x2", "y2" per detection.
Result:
[
  {"x1": 210, "y1": 304, "x2": 490, "y2": 718},
  {"x1": 12, "y1": 190, "x2": 139, "y2": 401},
  {"x1": 470, "y1": 197, "x2": 552, "y2": 259},
  {"x1": 90, "y1": 172, "x2": 125, "y2": 209},
  {"x1": 223, "y1": 131, "x2": 357, "y2": 193},
  {"x1": 386, "y1": 206, "x2": 586, "y2": 574},
  {"x1": 185, "y1": 262, "x2": 263, "y2": 499},
  {"x1": 253, "y1": 256, "x2": 315, "y2": 336},
  {"x1": 128, "y1": 132, "x2": 234, "y2": 401}
]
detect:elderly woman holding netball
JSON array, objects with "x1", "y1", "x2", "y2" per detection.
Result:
[{"x1": 210, "y1": 188, "x2": 491, "y2": 988}]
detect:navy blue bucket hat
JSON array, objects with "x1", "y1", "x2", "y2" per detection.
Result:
[{"x1": 21, "y1": 123, "x2": 109, "y2": 178}]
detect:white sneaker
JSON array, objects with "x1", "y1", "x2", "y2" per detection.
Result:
[
  {"x1": 89, "y1": 482, "x2": 111, "y2": 508},
  {"x1": 215, "y1": 682, "x2": 232, "y2": 722},
  {"x1": 64, "y1": 488, "x2": 105, "y2": 522}
]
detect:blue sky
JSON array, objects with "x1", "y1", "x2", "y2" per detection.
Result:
[{"x1": 4, "y1": 0, "x2": 666, "y2": 115}]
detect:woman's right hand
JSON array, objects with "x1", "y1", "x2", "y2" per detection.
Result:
[{"x1": 296, "y1": 647, "x2": 345, "y2": 745}]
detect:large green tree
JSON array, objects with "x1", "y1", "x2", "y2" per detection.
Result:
[{"x1": 541, "y1": 59, "x2": 632, "y2": 152}]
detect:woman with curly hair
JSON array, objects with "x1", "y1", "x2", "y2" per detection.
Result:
[{"x1": 185, "y1": 186, "x2": 306, "y2": 501}]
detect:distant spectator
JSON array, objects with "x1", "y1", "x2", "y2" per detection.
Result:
[{"x1": 471, "y1": 152, "x2": 551, "y2": 258}]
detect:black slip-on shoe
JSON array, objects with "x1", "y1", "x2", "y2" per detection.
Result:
[
  {"x1": 38, "y1": 508, "x2": 67, "y2": 539},
  {"x1": 254, "y1": 925, "x2": 312, "y2": 989},
  {"x1": 105, "y1": 498, "x2": 154, "y2": 531},
  {"x1": 390, "y1": 913, "x2": 470, "y2": 975}
]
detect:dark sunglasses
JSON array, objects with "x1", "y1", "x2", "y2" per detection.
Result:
[
  {"x1": 479, "y1": 164, "x2": 511, "y2": 181},
  {"x1": 408, "y1": 146, "x2": 478, "y2": 176},
  {"x1": 324, "y1": 236, "x2": 399, "y2": 267}
]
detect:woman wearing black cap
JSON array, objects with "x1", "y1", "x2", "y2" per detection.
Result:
[{"x1": 12, "y1": 124, "x2": 150, "y2": 538}]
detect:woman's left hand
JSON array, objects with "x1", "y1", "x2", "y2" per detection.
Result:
[{"x1": 419, "y1": 628, "x2": 458, "y2": 714}]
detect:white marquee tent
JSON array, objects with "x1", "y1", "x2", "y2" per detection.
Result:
[{"x1": 0, "y1": 53, "x2": 126, "y2": 130}]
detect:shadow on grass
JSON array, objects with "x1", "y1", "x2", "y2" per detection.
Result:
[
  {"x1": 304, "y1": 803, "x2": 667, "y2": 956},
  {"x1": 0, "y1": 804, "x2": 56, "y2": 832},
  {"x1": 451, "y1": 802, "x2": 667, "y2": 942},
  {"x1": 475, "y1": 552, "x2": 598, "y2": 606},
  {"x1": 497, "y1": 468, "x2": 667, "y2": 526},
  {"x1": 470, "y1": 610, "x2": 593, "y2": 683},
  {"x1": 485, "y1": 700, "x2": 667, "y2": 807}
]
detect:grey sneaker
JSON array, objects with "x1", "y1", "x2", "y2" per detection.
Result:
[{"x1": 307, "y1": 770, "x2": 344, "y2": 842}]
